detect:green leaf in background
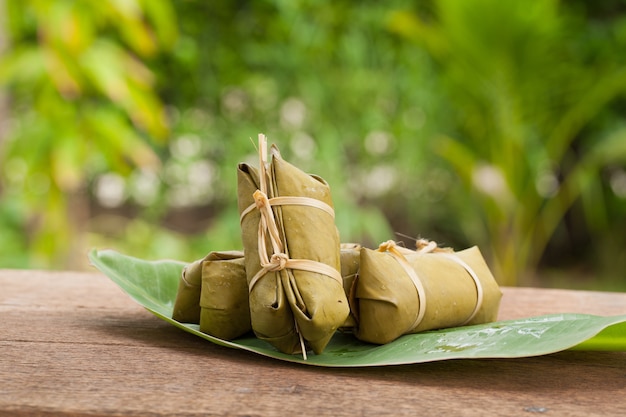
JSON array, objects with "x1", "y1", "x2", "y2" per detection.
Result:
[{"x1": 89, "y1": 249, "x2": 626, "y2": 367}]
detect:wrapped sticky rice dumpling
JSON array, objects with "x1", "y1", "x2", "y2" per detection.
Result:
[
  {"x1": 173, "y1": 243, "x2": 360, "y2": 338},
  {"x1": 238, "y1": 134, "x2": 349, "y2": 356},
  {"x1": 352, "y1": 239, "x2": 502, "y2": 344},
  {"x1": 198, "y1": 251, "x2": 251, "y2": 340},
  {"x1": 172, "y1": 251, "x2": 250, "y2": 339}
]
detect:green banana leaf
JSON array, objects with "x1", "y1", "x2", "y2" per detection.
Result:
[{"x1": 89, "y1": 248, "x2": 626, "y2": 367}]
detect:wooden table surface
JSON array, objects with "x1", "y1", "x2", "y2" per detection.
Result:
[{"x1": 1, "y1": 268, "x2": 626, "y2": 417}]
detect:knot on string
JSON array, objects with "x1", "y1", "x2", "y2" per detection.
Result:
[
  {"x1": 378, "y1": 240, "x2": 397, "y2": 253},
  {"x1": 264, "y1": 253, "x2": 289, "y2": 272},
  {"x1": 415, "y1": 238, "x2": 452, "y2": 254},
  {"x1": 378, "y1": 239, "x2": 415, "y2": 258},
  {"x1": 415, "y1": 238, "x2": 436, "y2": 253},
  {"x1": 377, "y1": 239, "x2": 427, "y2": 333},
  {"x1": 254, "y1": 189, "x2": 270, "y2": 211},
  {"x1": 254, "y1": 192, "x2": 267, "y2": 210}
]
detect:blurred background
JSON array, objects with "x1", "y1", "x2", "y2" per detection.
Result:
[{"x1": 1, "y1": 0, "x2": 626, "y2": 290}]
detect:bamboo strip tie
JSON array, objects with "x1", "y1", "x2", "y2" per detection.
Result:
[{"x1": 378, "y1": 239, "x2": 485, "y2": 333}]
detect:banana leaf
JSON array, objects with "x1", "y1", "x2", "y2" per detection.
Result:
[
  {"x1": 89, "y1": 249, "x2": 626, "y2": 367},
  {"x1": 354, "y1": 243, "x2": 502, "y2": 344},
  {"x1": 237, "y1": 136, "x2": 349, "y2": 355}
]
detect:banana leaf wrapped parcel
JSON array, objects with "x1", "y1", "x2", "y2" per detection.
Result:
[
  {"x1": 173, "y1": 134, "x2": 499, "y2": 354},
  {"x1": 171, "y1": 242, "x2": 363, "y2": 341},
  {"x1": 238, "y1": 135, "x2": 349, "y2": 356},
  {"x1": 172, "y1": 251, "x2": 251, "y2": 341},
  {"x1": 198, "y1": 251, "x2": 251, "y2": 340},
  {"x1": 351, "y1": 240, "x2": 502, "y2": 345}
]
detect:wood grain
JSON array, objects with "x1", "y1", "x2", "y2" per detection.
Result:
[{"x1": 1, "y1": 269, "x2": 625, "y2": 417}]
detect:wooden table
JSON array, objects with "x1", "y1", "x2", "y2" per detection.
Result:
[{"x1": 1, "y1": 268, "x2": 626, "y2": 416}]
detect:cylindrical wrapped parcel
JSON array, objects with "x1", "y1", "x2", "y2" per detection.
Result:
[
  {"x1": 198, "y1": 250, "x2": 251, "y2": 340},
  {"x1": 353, "y1": 241, "x2": 502, "y2": 345},
  {"x1": 238, "y1": 135, "x2": 349, "y2": 356}
]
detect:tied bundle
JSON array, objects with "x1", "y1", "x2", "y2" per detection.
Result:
[
  {"x1": 173, "y1": 244, "x2": 362, "y2": 340},
  {"x1": 351, "y1": 239, "x2": 502, "y2": 344},
  {"x1": 238, "y1": 134, "x2": 349, "y2": 357},
  {"x1": 171, "y1": 133, "x2": 504, "y2": 357}
]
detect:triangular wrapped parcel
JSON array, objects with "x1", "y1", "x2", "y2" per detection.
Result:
[{"x1": 238, "y1": 135, "x2": 349, "y2": 356}]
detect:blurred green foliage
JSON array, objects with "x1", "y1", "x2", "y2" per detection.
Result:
[
  {"x1": 1, "y1": 0, "x2": 625, "y2": 289},
  {"x1": 390, "y1": 0, "x2": 626, "y2": 284},
  {"x1": 0, "y1": 0, "x2": 177, "y2": 267}
]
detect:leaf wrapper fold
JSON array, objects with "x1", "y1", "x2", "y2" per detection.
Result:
[
  {"x1": 199, "y1": 250, "x2": 251, "y2": 340},
  {"x1": 172, "y1": 257, "x2": 204, "y2": 324},
  {"x1": 354, "y1": 243, "x2": 502, "y2": 344},
  {"x1": 339, "y1": 243, "x2": 361, "y2": 330},
  {"x1": 238, "y1": 138, "x2": 349, "y2": 355}
]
